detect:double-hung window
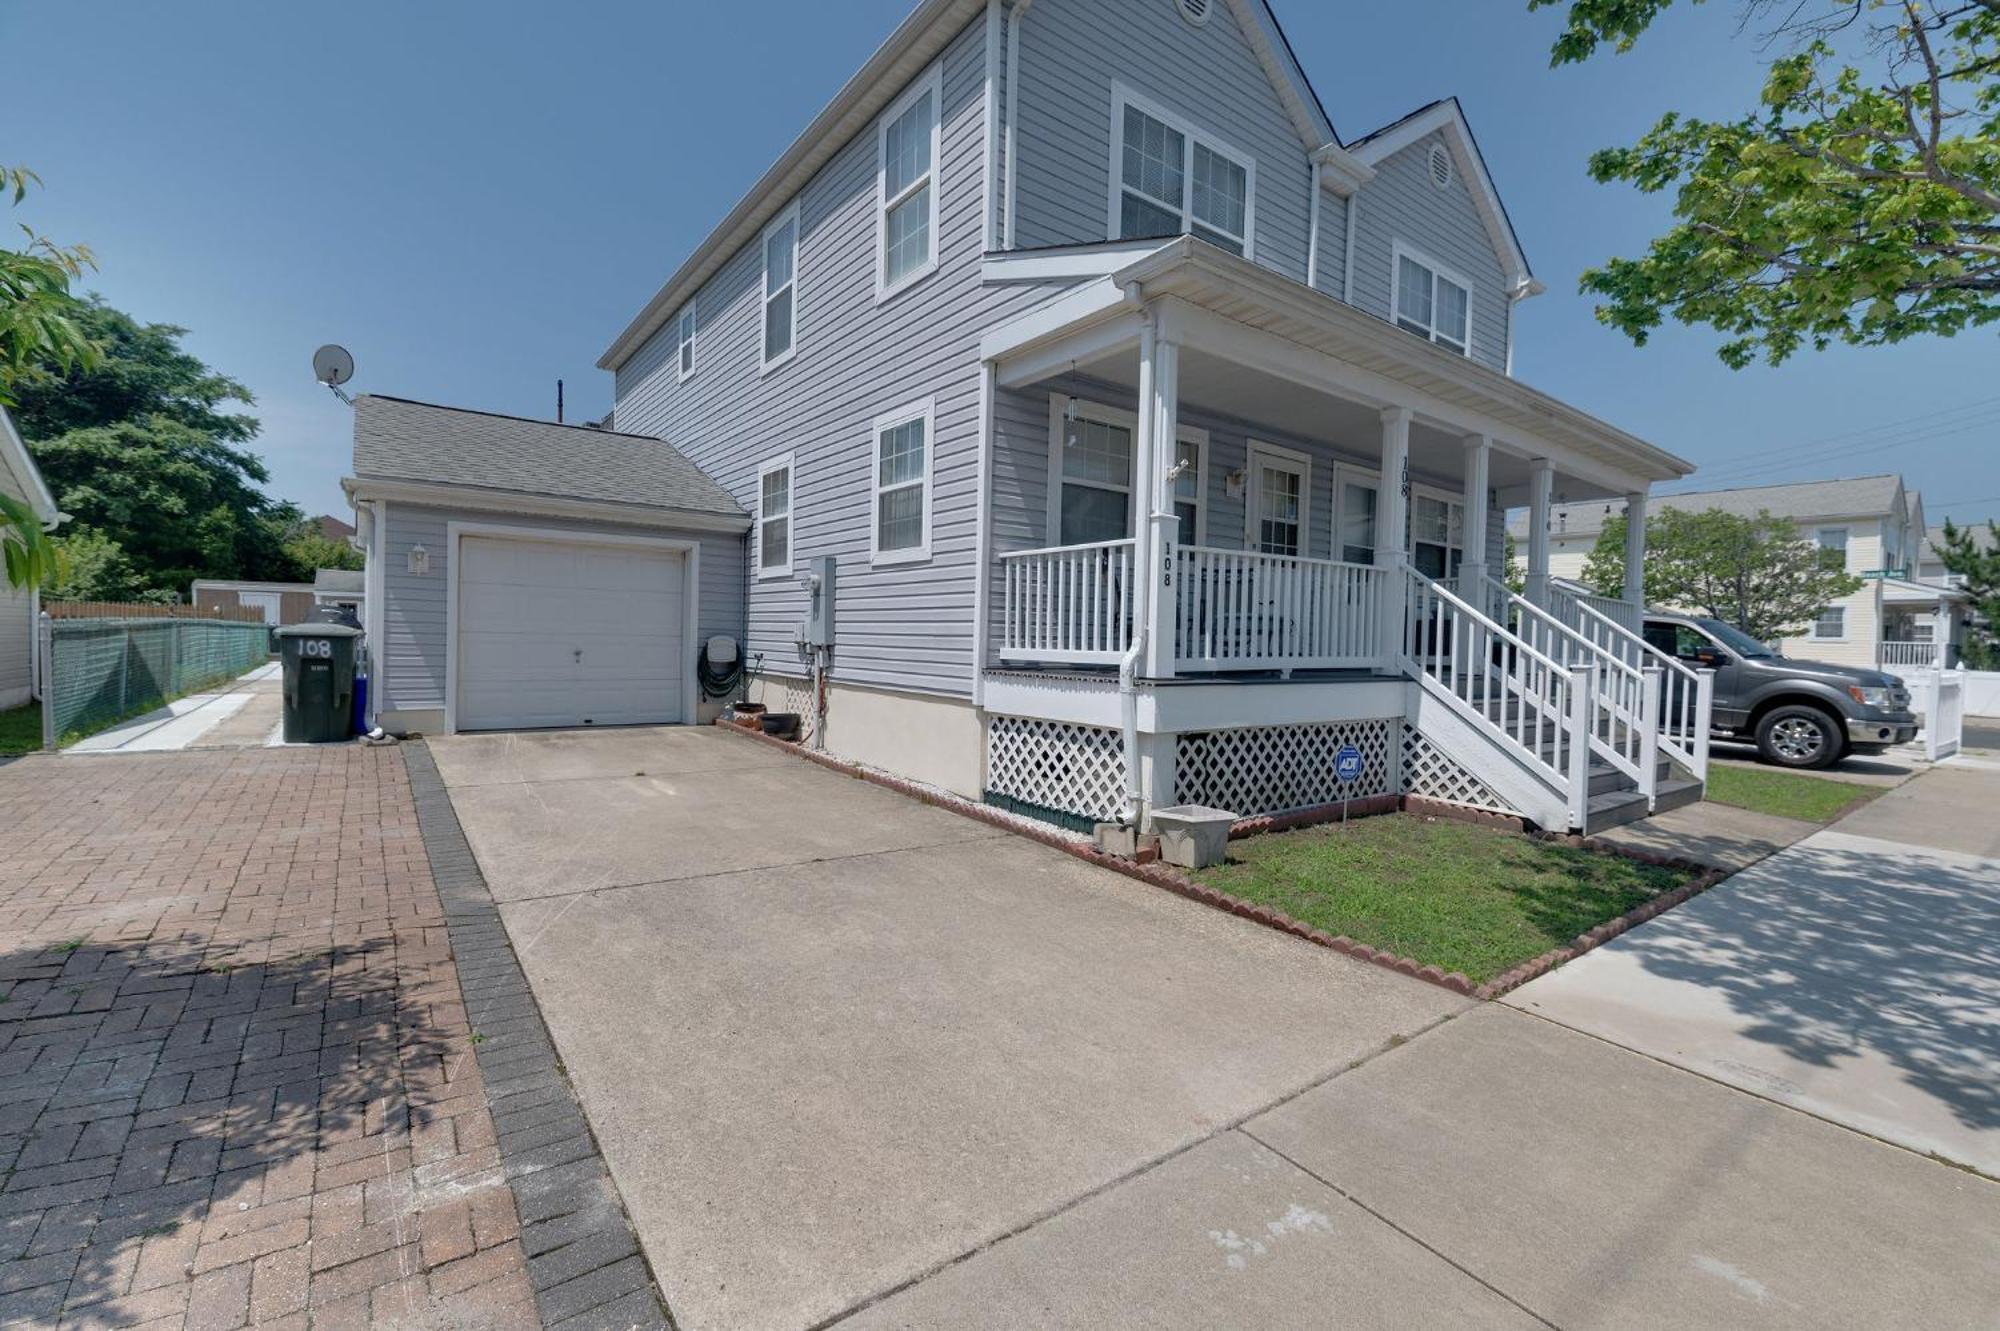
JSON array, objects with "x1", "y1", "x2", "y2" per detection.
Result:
[
  {"x1": 757, "y1": 454, "x2": 793, "y2": 578},
  {"x1": 1048, "y1": 395, "x2": 1207, "y2": 547},
  {"x1": 675, "y1": 304, "x2": 696, "y2": 381},
  {"x1": 1409, "y1": 492, "x2": 1465, "y2": 579},
  {"x1": 1814, "y1": 606, "x2": 1846, "y2": 639},
  {"x1": 1816, "y1": 526, "x2": 1849, "y2": 572},
  {"x1": 873, "y1": 399, "x2": 933, "y2": 564},
  {"x1": 1392, "y1": 243, "x2": 1471, "y2": 355},
  {"x1": 1111, "y1": 85, "x2": 1253, "y2": 257},
  {"x1": 761, "y1": 204, "x2": 799, "y2": 371},
  {"x1": 878, "y1": 66, "x2": 941, "y2": 299}
]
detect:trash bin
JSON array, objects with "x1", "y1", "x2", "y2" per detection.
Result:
[{"x1": 276, "y1": 623, "x2": 363, "y2": 743}]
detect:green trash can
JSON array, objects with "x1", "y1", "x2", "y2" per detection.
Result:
[{"x1": 276, "y1": 623, "x2": 364, "y2": 743}]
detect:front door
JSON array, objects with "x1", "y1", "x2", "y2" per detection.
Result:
[{"x1": 1246, "y1": 442, "x2": 1310, "y2": 557}]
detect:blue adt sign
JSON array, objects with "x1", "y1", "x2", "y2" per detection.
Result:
[{"x1": 1334, "y1": 744, "x2": 1364, "y2": 783}]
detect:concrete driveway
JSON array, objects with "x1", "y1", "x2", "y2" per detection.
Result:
[{"x1": 430, "y1": 726, "x2": 1470, "y2": 1330}]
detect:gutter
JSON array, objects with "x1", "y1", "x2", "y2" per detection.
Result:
[
  {"x1": 1001, "y1": 0, "x2": 1034, "y2": 249},
  {"x1": 1118, "y1": 283, "x2": 1152, "y2": 825}
]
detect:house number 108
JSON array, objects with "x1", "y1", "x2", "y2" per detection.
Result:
[{"x1": 300, "y1": 639, "x2": 332, "y2": 659}]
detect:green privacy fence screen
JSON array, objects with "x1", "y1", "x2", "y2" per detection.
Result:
[{"x1": 41, "y1": 615, "x2": 271, "y2": 747}]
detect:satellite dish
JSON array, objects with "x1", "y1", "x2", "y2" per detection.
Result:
[{"x1": 312, "y1": 344, "x2": 355, "y2": 387}]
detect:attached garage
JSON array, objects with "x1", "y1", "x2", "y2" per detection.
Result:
[{"x1": 342, "y1": 396, "x2": 750, "y2": 736}]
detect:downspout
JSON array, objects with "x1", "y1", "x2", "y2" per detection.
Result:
[
  {"x1": 1305, "y1": 159, "x2": 1323, "y2": 289},
  {"x1": 1002, "y1": 0, "x2": 1035, "y2": 250},
  {"x1": 981, "y1": 0, "x2": 1002, "y2": 253},
  {"x1": 1119, "y1": 282, "x2": 1153, "y2": 825},
  {"x1": 1341, "y1": 194, "x2": 1359, "y2": 305}
]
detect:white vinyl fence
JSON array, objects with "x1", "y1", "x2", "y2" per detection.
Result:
[{"x1": 1905, "y1": 667, "x2": 1966, "y2": 761}]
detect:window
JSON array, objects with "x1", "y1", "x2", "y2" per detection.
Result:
[
  {"x1": 1813, "y1": 606, "x2": 1846, "y2": 639},
  {"x1": 761, "y1": 204, "x2": 799, "y2": 371},
  {"x1": 1392, "y1": 243, "x2": 1471, "y2": 355},
  {"x1": 1338, "y1": 478, "x2": 1377, "y2": 564},
  {"x1": 1247, "y1": 442, "x2": 1309, "y2": 557},
  {"x1": 873, "y1": 399, "x2": 933, "y2": 563},
  {"x1": 757, "y1": 455, "x2": 793, "y2": 577},
  {"x1": 1111, "y1": 86, "x2": 1254, "y2": 257},
  {"x1": 878, "y1": 66, "x2": 941, "y2": 299},
  {"x1": 1047, "y1": 396, "x2": 1208, "y2": 547},
  {"x1": 1409, "y1": 492, "x2": 1465, "y2": 579},
  {"x1": 1816, "y1": 526, "x2": 1849, "y2": 572},
  {"x1": 675, "y1": 305, "x2": 696, "y2": 381},
  {"x1": 1172, "y1": 435, "x2": 1204, "y2": 545}
]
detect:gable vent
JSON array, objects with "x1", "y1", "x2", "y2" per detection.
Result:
[
  {"x1": 1427, "y1": 143, "x2": 1454, "y2": 191},
  {"x1": 1175, "y1": 0, "x2": 1213, "y2": 26}
]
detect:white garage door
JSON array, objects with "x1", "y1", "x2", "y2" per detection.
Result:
[{"x1": 456, "y1": 536, "x2": 687, "y2": 731}]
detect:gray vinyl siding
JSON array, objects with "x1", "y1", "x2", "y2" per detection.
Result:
[
  {"x1": 1349, "y1": 131, "x2": 1512, "y2": 374},
  {"x1": 1312, "y1": 190, "x2": 1349, "y2": 300},
  {"x1": 613, "y1": 18, "x2": 1052, "y2": 701},
  {"x1": 376, "y1": 503, "x2": 744, "y2": 716},
  {"x1": 1010, "y1": 0, "x2": 1314, "y2": 284}
]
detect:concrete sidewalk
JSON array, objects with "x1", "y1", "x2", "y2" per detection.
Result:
[{"x1": 65, "y1": 662, "x2": 283, "y2": 753}]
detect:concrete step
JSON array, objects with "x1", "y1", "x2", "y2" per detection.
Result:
[{"x1": 1582, "y1": 777, "x2": 1706, "y2": 834}]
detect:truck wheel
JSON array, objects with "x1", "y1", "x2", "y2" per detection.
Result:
[{"x1": 1756, "y1": 705, "x2": 1840, "y2": 770}]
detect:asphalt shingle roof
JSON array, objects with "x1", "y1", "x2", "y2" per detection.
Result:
[
  {"x1": 351, "y1": 395, "x2": 744, "y2": 519},
  {"x1": 1506, "y1": 475, "x2": 1905, "y2": 539}
]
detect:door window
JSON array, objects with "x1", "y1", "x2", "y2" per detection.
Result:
[
  {"x1": 1249, "y1": 447, "x2": 1308, "y2": 557},
  {"x1": 1409, "y1": 493, "x2": 1463, "y2": 579},
  {"x1": 1338, "y1": 480, "x2": 1377, "y2": 564}
]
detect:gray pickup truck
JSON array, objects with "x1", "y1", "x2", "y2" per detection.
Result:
[{"x1": 1641, "y1": 613, "x2": 1919, "y2": 770}]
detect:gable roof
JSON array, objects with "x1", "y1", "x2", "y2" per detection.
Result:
[
  {"x1": 1507, "y1": 474, "x2": 1908, "y2": 540},
  {"x1": 0, "y1": 404, "x2": 61, "y2": 525},
  {"x1": 347, "y1": 396, "x2": 745, "y2": 520},
  {"x1": 1348, "y1": 98, "x2": 1538, "y2": 297}
]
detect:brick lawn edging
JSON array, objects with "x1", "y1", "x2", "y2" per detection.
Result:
[
  {"x1": 712, "y1": 720, "x2": 1729, "y2": 1003},
  {"x1": 401, "y1": 742, "x2": 672, "y2": 1331}
]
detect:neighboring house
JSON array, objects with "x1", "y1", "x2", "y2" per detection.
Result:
[
  {"x1": 351, "y1": 0, "x2": 1705, "y2": 835},
  {"x1": 316, "y1": 513, "x2": 357, "y2": 543},
  {"x1": 1510, "y1": 475, "x2": 1970, "y2": 670},
  {"x1": 312, "y1": 568, "x2": 366, "y2": 619},
  {"x1": 191, "y1": 579, "x2": 320, "y2": 626},
  {"x1": 0, "y1": 405, "x2": 64, "y2": 710}
]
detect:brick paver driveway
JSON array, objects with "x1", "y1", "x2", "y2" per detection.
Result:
[{"x1": 0, "y1": 749, "x2": 555, "y2": 1328}]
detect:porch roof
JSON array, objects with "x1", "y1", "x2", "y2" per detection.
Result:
[{"x1": 980, "y1": 238, "x2": 1696, "y2": 496}]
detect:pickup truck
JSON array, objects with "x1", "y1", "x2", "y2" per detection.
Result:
[{"x1": 1641, "y1": 613, "x2": 1918, "y2": 770}]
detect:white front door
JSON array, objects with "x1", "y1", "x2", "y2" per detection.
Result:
[
  {"x1": 455, "y1": 536, "x2": 687, "y2": 731},
  {"x1": 1246, "y1": 442, "x2": 1311, "y2": 557}
]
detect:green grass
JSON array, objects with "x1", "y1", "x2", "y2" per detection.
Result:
[
  {"x1": 1195, "y1": 814, "x2": 1684, "y2": 985},
  {"x1": 0, "y1": 702, "x2": 42, "y2": 756},
  {"x1": 1703, "y1": 765, "x2": 1878, "y2": 824}
]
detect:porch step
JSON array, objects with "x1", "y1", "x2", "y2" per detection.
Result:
[{"x1": 1582, "y1": 777, "x2": 1704, "y2": 834}]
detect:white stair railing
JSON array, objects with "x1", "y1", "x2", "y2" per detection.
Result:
[
  {"x1": 1404, "y1": 568, "x2": 1591, "y2": 826},
  {"x1": 1544, "y1": 578, "x2": 1710, "y2": 782}
]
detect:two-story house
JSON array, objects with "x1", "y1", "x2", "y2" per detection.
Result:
[
  {"x1": 349, "y1": 0, "x2": 1711, "y2": 836},
  {"x1": 1514, "y1": 475, "x2": 1971, "y2": 670}
]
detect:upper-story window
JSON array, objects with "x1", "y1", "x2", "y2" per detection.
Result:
[
  {"x1": 1392, "y1": 243, "x2": 1471, "y2": 355},
  {"x1": 1110, "y1": 85, "x2": 1254, "y2": 257},
  {"x1": 1816, "y1": 526, "x2": 1850, "y2": 572},
  {"x1": 878, "y1": 65, "x2": 942, "y2": 300},
  {"x1": 761, "y1": 203, "x2": 799, "y2": 372},
  {"x1": 675, "y1": 304, "x2": 696, "y2": 381}
]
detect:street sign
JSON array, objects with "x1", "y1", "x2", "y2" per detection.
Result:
[
  {"x1": 1858, "y1": 568, "x2": 1910, "y2": 580},
  {"x1": 1334, "y1": 744, "x2": 1364, "y2": 783}
]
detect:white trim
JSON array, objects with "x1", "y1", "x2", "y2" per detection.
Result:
[
  {"x1": 981, "y1": 0, "x2": 1001, "y2": 254},
  {"x1": 1815, "y1": 525, "x2": 1851, "y2": 572},
  {"x1": 1305, "y1": 159, "x2": 1323, "y2": 288},
  {"x1": 1044, "y1": 393, "x2": 1207, "y2": 546},
  {"x1": 759, "y1": 201, "x2": 801, "y2": 374},
  {"x1": 871, "y1": 396, "x2": 936, "y2": 566},
  {"x1": 1107, "y1": 82, "x2": 1256, "y2": 260},
  {"x1": 876, "y1": 61, "x2": 945, "y2": 303},
  {"x1": 1169, "y1": 426, "x2": 1209, "y2": 547},
  {"x1": 442, "y1": 521, "x2": 701, "y2": 735},
  {"x1": 1390, "y1": 240, "x2": 1473, "y2": 358},
  {"x1": 675, "y1": 303, "x2": 697, "y2": 382},
  {"x1": 980, "y1": 238, "x2": 1172, "y2": 285},
  {"x1": 0, "y1": 404, "x2": 60, "y2": 524},
  {"x1": 189, "y1": 579, "x2": 314, "y2": 595},
  {"x1": 1244, "y1": 439, "x2": 1311, "y2": 557},
  {"x1": 1810, "y1": 604, "x2": 1848, "y2": 642},
  {"x1": 1341, "y1": 193, "x2": 1358, "y2": 304},
  {"x1": 1002, "y1": 0, "x2": 1035, "y2": 250},
  {"x1": 756, "y1": 453, "x2": 796, "y2": 579},
  {"x1": 1333, "y1": 463, "x2": 1382, "y2": 565},
  {"x1": 343, "y1": 476, "x2": 749, "y2": 533}
]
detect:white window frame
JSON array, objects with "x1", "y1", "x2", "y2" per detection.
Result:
[
  {"x1": 1170, "y1": 430, "x2": 1208, "y2": 547},
  {"x1": 756, "y1": 453, "x2": 795, "y2": 580},
  {"x1": 876, "y1": 62, "x2": 944, "y2": 303},
  {"x1": 1043, "y1": 394, "x2": 1208, "y2": 547},
  {"x1": 675, "y1": 303, "x2": 696, "y2": 382},
  {"x1": 1245, "y1": 439, "x2": 1312, "y2": 558},
  {"x1": 1407, "y1": 482, "x2": 1467, "y2": 580},
  {"x1": 871, "y1": 397, "x2": 935, "y2": 566},
  {"x1": 1107, "y1": 83, "x2": 1257, "y2": 260},
  {"x1": 760, "y1": 201, "x2": 800, "y2": 375},
  {"x1": 1812, "y1": 605, "x2": 1847, "y2": 641},
  {"x1": 1334, "y1": 464, "x2": 1382, "y2": 566},
  {"x1": 1390, "y1": 241, "x2": 1473, "y2": 356},
  {"x1": 1815, "y1": 525, "x2": 1851, "y2": 572}
]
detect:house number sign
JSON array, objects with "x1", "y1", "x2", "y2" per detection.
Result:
[{"x1": 299, "y1": 638, "x2": 333, "y2": 659}]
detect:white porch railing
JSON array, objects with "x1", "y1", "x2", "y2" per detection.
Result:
[
  {"x1": 997, "y1": 539, "x2": 1136, "y2": 665},
  {"x1": 1173, "y1": 546, "x2": 1389, "y2": 672},
  {"x1": 1882, "y1": 641, "x2": 1941, "y2": 669},
  {"x1": 1537, "y1": 577, "x2": 1710, "y2": 782}
]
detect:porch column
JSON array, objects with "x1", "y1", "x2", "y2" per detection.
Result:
[
  {"x1": 1140, "y1": 335, "x2": 1180, "y2": 679},
  {"x1": 1525, "y1": 458, "x2": 1554, "y2": 608},
  {"x1": 1622, "y1": 489, "x2": 1649, "y2": 630},
  {"x1": 1377, "y1": 407, "x2": 1412, "y2": 665},
  {"x1": 1459, "y1": 434, "x2": 1491, "y2": 614}
]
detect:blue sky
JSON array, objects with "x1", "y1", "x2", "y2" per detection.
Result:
[{"x1": 8, "y1": 0, "x2": 1997, "y2": 526}]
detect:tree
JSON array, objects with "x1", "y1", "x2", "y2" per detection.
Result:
[
  {"x1": 275, "y1": 516, "x2": 363, "y2": 577},
  {"x1": 1583, "y1": 505, "x2": 1865, "y2": 638},
  {"x1": 0, "y1": 162, "x2": 98, "y2": 404},
  {"x1": 0, "y1": 492, "x2": 63, "y2": 592},
  {"x1": 1934, "y1": 516, "x2": 2000, "y2": 666},
  {"x1": 1530, "y1": 0, "x2": 2000, "y2": 366}
]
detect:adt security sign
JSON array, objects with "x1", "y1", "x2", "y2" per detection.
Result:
[{"x1": 1334, "y1": 744, "x2": 1364, "y2": 783}]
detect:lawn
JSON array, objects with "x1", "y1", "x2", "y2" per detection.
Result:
[
  {"x1": 1195, "y1": 814, "x2": 1685, "y2": 985},
  {"x1": 1703, "y1": 765, "x2": 1878, "y2": 824},
  {"x1": 0, "y1": 702, "x2": 41, "y2": 756}
]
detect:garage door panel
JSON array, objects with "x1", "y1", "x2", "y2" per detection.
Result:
[{"x1": 456, "y1": 536, "x2": 686, "y2": 732}]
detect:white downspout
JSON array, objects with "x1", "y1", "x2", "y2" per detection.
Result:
[
  {"x1": 1002, "y1": 0, "x2": 1034, "y2": 250},
  {"x1": 1305, "y1": 159, "x2": 1323, "y2": 290},
  {"x1": 1342, "y1": 194, "x2": 1359, "y2": 305},
  {"x1": 981, "y1": 0, "x2": 1002, "y2": 253},
  {"x1": 1119, "y1": 284, "x2": 1153, "y2": 825}
]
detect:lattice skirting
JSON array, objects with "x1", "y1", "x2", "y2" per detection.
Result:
[
  {"x1": 1175, "y1": 720, "x2": 1394, "y2": 817},
  {"x1": 986, "y1": 717, "x2": 1127, "y2": 827},
  {"x1": 1400, "y1": 724, "x2": 1521, "y2": 816}
]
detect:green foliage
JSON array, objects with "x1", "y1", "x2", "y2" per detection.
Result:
[
  {"x1": 0, "y1": 491, "x2": 64, "y2": 591},
  {"x1": 1529, "y1": 0, "x2": 2000, "y2": 365},
  {"x1": 1935, "y1": 517, "x2": 2000, "y2": 667},
  {"x1": 1582, "y1": 505, "x2": 1864, "y2": 638},
  {"x1": 43, "y1": 526, "x2": 143, "y2": 602},
  {"x1": 278, "y1": 519, "x2": 363, "y2": 576},
  {"x1": 0, "y1": 161, "x2": 98, "y2": 403}
]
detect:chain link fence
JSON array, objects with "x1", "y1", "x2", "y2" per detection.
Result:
[{"x1": 37, "y1": 613, "x2": 272, "y2": 748}]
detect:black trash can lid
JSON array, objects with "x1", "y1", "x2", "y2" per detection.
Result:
[{"x1": 274, "y1": 622, "x2": 364, "y2": 638}]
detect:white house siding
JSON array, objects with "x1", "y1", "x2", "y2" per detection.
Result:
[
  {"x1": 375, "y1": 503, "x2": 744, "y2": 719},
  {"x1": 1009, "y1": 0, "x2": 1315, "y2": 285},
  {"x1": 1349, "y1": 131, "x2": 1512, "y2": 375},
  {"x1": 0, "y1": 450, "x2": 37, "y2": 708},
  {"x1": 1781, "y1": 525, "x2": 1883, "y2": 667}
]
